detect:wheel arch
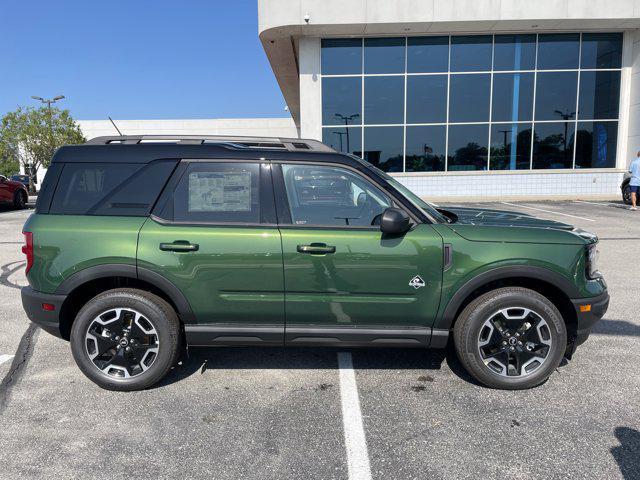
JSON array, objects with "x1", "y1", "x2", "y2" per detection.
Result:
[
  {"x1": 56, "y1": 265, "x2": 195, "y2": 340},
  {"x1": 438, "y1": 266, "x2": 579, "y2": 342}
]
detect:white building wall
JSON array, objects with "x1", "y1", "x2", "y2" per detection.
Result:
[
  {"x1": 78, "y1": 118, "x2": 298, "y2": 141},
  {"x1": 393, "y1": 170, "x2": 624, "y2": 202},
  {"x1": 627, "y1": 29, "x2": 640, "y2": 165}
]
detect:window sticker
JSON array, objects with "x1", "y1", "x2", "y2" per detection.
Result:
[{"x1": 188, "y1": 171, "x2": 252, "y2": 212}]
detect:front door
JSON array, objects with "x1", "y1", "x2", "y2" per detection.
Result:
[
  {"x1": 137, "y1": 160, "x2": 284, "y2": 345},
  {"x1": 274, "y1": 162, "x2": 443, "y2": 345}
]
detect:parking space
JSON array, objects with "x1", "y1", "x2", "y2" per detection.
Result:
[{"x1": 0, "y1": 201, "x2": 639, "y2": 479}]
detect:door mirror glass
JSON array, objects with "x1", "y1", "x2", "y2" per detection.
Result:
[{"x1": 380, "y1": 207, "x2": 411, "y2": 235}]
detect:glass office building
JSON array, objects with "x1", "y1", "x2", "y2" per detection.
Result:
[
  {"x1": 321, "y1": 33, "x2": 622, "y2": 173},
  {"x1": 259, "y1": 2, "x2": 640, "y2": 199}
]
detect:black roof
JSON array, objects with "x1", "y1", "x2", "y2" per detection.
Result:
[
  {"x1": 51, "y1": 143, "x2": 366, "y2": 168},
  {"x1": 51, "y1": 135, "x2": 366, "y2": 169}
]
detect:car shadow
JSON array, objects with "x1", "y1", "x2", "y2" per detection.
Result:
[
  {"x1": 611, "y1": 427, "x2": 640, "y2": 479},
  {"x1": 155, "y1": 344, "x2": 471, "y2": 389},
  {"x1": 591, "y1": 319, "x2": 640, "y2": 337}
]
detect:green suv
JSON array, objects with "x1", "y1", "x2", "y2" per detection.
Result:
[{"x1": 21, "y1": 135, "x2": 609, "y2": 391}]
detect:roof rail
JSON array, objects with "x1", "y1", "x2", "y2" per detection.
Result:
[{"x1": 85, "y1": 135, "x2": 335, "y2": 152}]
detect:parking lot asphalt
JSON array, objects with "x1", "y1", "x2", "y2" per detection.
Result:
[{"x1": 0, "y1": 200, "x2": 639, "y2": 480}]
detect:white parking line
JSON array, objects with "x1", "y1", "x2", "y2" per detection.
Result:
[
  {"x1": 501, "y1": 202, "x2": 595, "y2": 222},
  {"x1": 573, "y1": 200, "x2": 622, "y2": 208},
  {"x1": 337, "y1": 352, "x2": 372, "y2": 480},
  {"x1": 0, "y1": 354, "x2": 15, "y2": 366}
]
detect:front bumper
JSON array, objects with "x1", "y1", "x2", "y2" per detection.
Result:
[
  {"x1": 21, "y1": 286, "x2": 67, "y2": 339},
  {"x1": 570, "y1": 289, "x2": 609, "y2": 351}
]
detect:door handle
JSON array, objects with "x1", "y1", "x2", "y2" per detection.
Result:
[
  {"x1": 297, "y1": 243, "x2": 336, "y2": 255},
  {"x1": 159, "y1": 241, "x2": 199, "y2": 252}
]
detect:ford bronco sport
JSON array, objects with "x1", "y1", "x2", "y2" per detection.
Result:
[{"x1": 21, "y1": 135, "x2": 609, "y2": 391}]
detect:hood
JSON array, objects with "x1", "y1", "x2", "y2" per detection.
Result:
[
  {"x1": 438, "y1": 206, "x2": 596, "y2": 245},
  {"x1": 441, "y1": 206, "x2": 574, "y2": 230}
]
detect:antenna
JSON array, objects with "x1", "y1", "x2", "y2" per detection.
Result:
[{"x1": 108, "y1": 116, "x2": 123, "y2": 136}]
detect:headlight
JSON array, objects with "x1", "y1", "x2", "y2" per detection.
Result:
[{"x1": 586, "y1": 243, "x2": 600, "y2": 279}]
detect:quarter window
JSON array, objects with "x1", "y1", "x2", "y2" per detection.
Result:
[{"x1": 280, "y1": 164, "x2": 391, "y2": 227}]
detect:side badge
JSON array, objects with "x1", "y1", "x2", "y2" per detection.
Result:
[{"x1": 408, "y1": 275, "x2": 426, "y2": 289}]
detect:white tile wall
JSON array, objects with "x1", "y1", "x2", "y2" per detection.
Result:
[{"x1": 392, "y1": 171, "x2": 625, "y2": 200}]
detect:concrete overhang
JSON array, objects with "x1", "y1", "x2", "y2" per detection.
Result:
[{"x1": 258, "y1": 0, "x2": 640, "y2": 124}]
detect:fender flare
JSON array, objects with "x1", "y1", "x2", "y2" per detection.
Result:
[
  {"x1": 55, "y1": 264, "x2": 195, "y2": 324},
  {"x1": 437, "y1": 265, "x2": 580, "y2": 330}
]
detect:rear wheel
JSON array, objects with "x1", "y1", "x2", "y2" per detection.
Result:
[
  {"x1": 454, "y1": 287, "x2": 567, "y2": 390},
  {"x1": 70, "y1": 288, "x2": 180, "y2": 391},
  {"x1": 13, "y1": 190, "x2": 27, "y2": 209}
]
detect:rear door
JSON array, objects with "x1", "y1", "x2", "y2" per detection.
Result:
[
  {"x1": 274, "y1": 161, "x2": 443, "y2": 346},
  {"x1": 137, "y1": 160, "x2": 285, "y2": 346}
]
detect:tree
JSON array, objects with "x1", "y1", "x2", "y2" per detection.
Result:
[{"x1": 0, "y1": 106, "x2": 86, "y2": 190}]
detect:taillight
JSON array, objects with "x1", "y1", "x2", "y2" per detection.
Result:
[{"x1": 22, "y1": 231, "x2": 33, "y2": 274}]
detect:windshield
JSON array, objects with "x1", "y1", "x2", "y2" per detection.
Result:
[{"x1": 351, "y1": 157, "x2": 449, "y2": 223}]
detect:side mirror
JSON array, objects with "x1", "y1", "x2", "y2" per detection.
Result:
[{"x1": 380, "y1": 207, "x2": 411, "y2": 235}]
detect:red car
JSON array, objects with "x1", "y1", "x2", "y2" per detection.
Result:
[{"x1": 0, "y1": 174, "x2": 29, "y2": 209}]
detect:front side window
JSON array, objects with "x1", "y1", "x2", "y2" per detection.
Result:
[
  {"x1": 281, "y1": 164, "x2": 391, "y2": 227},
  {"x1": 169, "y1": 162, "x2": 260, "y2": 223}
]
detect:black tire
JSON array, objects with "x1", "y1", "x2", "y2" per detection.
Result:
[
  {"x1": 622, "y1": 184, "x2": 631, "y2": 205},
  {"x1": 70, "y1": 288, "x2": 181, "y2": 391},
  {"x1": 453, "y1": 287, "x2": 567, "y2": 390},
  {"x1": 13, "y1": 190, "x2": 27, "y2": 209}
]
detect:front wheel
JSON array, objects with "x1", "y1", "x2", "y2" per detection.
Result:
[
  {"x1": 70, "y1": 288, "x2": 181, "y2": 391},
  {"x1": 453, "y1": 287, "x2": 567, "y2": 390}
]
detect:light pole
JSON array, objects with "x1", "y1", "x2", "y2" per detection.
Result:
[
  {"x1": 334, "y1": 113, "x2": 360, "y2": 153},
  {"x1": 554, "y1": 109, "x2": 575, "y2": 156},
  {"x1": 31, "y1": 95, "x2": 65, "y2": 186}
]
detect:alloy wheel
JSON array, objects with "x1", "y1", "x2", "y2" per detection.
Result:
[
  {"x1": 477, "y1": 307, "x2": 552, "y2": 377},
  {"x1": 85, "y1": 308, "x2": 159, "y2": 378}
]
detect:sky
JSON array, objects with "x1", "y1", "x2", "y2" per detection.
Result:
[{"x1": 0, "y1": 0, "x2": 288, "y2": 120}]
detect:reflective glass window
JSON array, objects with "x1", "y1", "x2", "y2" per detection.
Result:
[
  {"x1": 407, "y1": 36, "x2": 449, "y2": 73},
  {"x1": 322, "y1": 127, "x2": 362, "y2": 156},
  {"x1": 450, "y1": 35, "x2": 492, "y2": 72},
  {"x1": 322, "y1": 77, "x2": 362, "y2": 126},
  {"x1": 364, "y1": 76, "x2": 404, "y2": 124},
  {"x1": 491, "y1": 72, "x2": 534, "y2": 122},
  {"x1": 578, "y1": 70, "x2": 620, "y2": 120},
  {"x1": 490, "y1": 123, "x2": 532, "y2": 170},
  {"x1": 537, "y1": 33, "x2": 580, "y2": 70},
  {"x1": 532, "y1": 122, "x2": 575, "y2": 169},
  {"x1": 447, "y1": 124, "x2": 489, "y2": 171},
  {"x1": 449, "y1": 74, "x2": 491, "y2": 123},
  {"x1": 581, "y1": 33, "x2": 623, "y2": 69},
  {"x1": 534, "y1": 71, "x2": 578, "y2": 121},
  {"x1": 321, "y1": 38, "x2": 362, "y2": 75},
  {"x1": 575, "y1": 122, "x2": 618, "y2": 168},
  {"x1": 363, "y1": 127, "x2": 404, "y2": 172},
  {"x1": 406, "y1": 75, "x2": 447, "y2": 124},
  {"x1": 405, "y1": 125, "x2": 446, "y2": 172},
  {"x1": 493, "y1": 34, "x2": 536, "y2": 71},
  {"x1": 364, "y1": 37, "x2": 405, "y2": 74}
]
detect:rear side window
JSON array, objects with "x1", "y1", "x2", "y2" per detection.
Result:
[
  {"x1": 49, "y1": 160, "x2": 177, "y2": 216},
  {"x1": 162, "y1": 162, "x2": 261, "y2": 224}
]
